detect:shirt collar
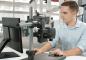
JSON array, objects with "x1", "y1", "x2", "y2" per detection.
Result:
[{"x1": 64, "y1": 20, "x2": 81, "y2": 29}]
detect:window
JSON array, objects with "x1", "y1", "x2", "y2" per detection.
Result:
[{"x1": 0, "y1": 0, "x2": 59, "y2": 21}]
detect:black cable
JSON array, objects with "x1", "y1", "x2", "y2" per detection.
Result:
[{"x1": 29, "y1": 0, "x2": 34, "y2": 4}]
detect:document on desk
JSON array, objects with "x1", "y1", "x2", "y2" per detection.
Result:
[{"x1": 65, "y1": 56, "x2": 86, "y2": 60}]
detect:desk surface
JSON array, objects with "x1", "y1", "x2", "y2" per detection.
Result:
[
  {"x1": 1, "y1": 47, "x2": 86, "y2": 60},
  {"x1": 22, "y1": 53, "x2": 86, "y2": 60},
  {"x1": 22, "y1": 53, "x2": 66, "y2": 60}
]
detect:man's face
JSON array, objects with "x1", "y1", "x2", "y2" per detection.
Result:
[{"x1": 60, "y1": 6, "x2": 76, "y2": 23}]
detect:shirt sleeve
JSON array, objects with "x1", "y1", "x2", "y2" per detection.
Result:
[{"x1": 76, "y1": 28, "x2": 86, "y2": 53}]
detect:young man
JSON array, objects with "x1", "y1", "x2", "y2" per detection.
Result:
[{"x1": 34, "y1": 1, "x2": 86, "y2": 56}]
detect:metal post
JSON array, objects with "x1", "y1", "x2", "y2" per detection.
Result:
[
  {"x1": 13, "y1": 0, "x2": 15, "y2": 17},
  {"x1": 28, "y1": 0, "x2": 34, "y2": 51},
  {"x1": 39, "y1": 0, "x2": 43, "y2": 14},
  {"x1": 47, "y1": 0, "x2": 51, "y2": 16},
  {"x1": 28, "y1": 27, "x2": 33, "y2": 51}
]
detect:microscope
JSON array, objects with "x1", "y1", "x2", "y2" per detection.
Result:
[
  {"x1": 19, "y1": 0, "x2": 56, "y2": 60},
  {"x1": 25, "y1": 13, "x2": 55, "y2": 60}
]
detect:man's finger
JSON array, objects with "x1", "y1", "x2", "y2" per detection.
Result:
[
  {"x1": 35, "y1": 52, "x2": 40, "y2": 55},
  {"x1": 53, "y1": 49, "x2": 63, "y2": 55}
]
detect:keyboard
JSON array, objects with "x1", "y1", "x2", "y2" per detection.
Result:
[{"x1": 0, "y1": 52, "x2": 19, "y2": 59}]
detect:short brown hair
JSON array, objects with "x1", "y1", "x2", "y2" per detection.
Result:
[{"x1": 61, "y1": 1, "x2": 79, "y2": 13}]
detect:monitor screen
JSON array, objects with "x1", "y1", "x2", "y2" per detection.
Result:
[{"x1": 2, "y1": 17, "x2": 23, "y2": 53}]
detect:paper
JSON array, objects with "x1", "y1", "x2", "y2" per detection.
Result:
[{"x1": 65, "y1": 56, "x2": 86, "y2": 60}]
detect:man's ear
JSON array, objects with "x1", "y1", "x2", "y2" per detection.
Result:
[{"x1": 72, "y1": 11, "x2": 78, "y2": 16}]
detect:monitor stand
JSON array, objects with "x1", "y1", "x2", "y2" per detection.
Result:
[{"x1": 0, "y1": 39, "x2": 19, "y2": 59}]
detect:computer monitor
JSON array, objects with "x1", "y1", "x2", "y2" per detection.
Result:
[{"x1": 0, "y1": 17, "x2": 23, "y2": 59}]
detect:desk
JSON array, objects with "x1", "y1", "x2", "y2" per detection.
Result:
[
  {"x1": 1, "y1": 47, "x2": 86, "y2": 60},
  {"x1": 22, "y1": 53, "x2": 66, "y2": 60}
]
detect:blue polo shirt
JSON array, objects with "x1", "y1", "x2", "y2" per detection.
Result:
[{"x1": 50, "y1": 20, "x2": 86, "y2": 56}]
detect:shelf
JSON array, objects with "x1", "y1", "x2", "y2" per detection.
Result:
[
  {"x1": 0, "y1": 1, "x2": 29, "y2": 6},
  {"x1": 0, "y1": 10, "x2": 59, "y2": 15},
  {"x1": 0, "y1": 1, "x2": 58, "y2": 7},
  {"x1": 0, "y1": 10, "x2": 29, "y2": 14}
]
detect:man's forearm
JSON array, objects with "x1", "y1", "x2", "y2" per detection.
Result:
[
  {"x1": 63, "y1": 48, "x2": 82, "y2": 56},
  {"x1": 40, "y1": 42, "x2": 52, "y2": 53}
]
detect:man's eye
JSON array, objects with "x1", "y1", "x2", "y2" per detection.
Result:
[{"x1": 63, "y1": 12, "x2": 67, "y2": 14}]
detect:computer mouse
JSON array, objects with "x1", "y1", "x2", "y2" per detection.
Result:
[
  {"x1": 48, "y1": 51, "x2": 63, "y2": 57},
  {"x1": 48, "y1": 52, "x2": 66, "y2": 60}
]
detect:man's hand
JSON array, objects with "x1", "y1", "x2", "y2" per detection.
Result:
[
  {"x1": 51, "y1": 48, "x2": 81, "y2": 56},
  {"x1": 34, "y1": 42, "x2": 52, "y2": 55},
  {"x1": 33, "y1": 48, "x2": 44, "y2": 55},
  {"x1": 50, "y1": 49, "x2": 64, "y2": 56}
]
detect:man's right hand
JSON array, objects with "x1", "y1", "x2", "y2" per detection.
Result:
[{"x1": 33, "y1": 42, "x2": 52, "y2": 55}]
